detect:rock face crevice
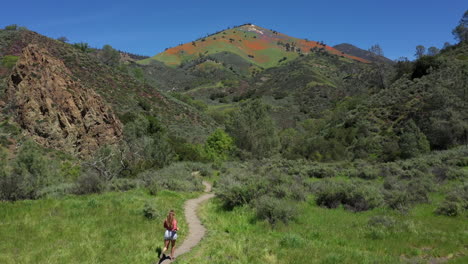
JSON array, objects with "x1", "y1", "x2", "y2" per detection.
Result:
[{"x1": 6, "y1": 44, "x2": 122, "y2": 155}]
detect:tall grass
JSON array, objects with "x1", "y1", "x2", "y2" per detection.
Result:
[
  {"x1": 177, "y1": 197, "x2": 468, "y2": 264},
  {"x1": 0, "y1": 189, "x2": 196, "y2": 263}
]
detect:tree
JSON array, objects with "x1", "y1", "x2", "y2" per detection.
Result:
[
  {"x1": 101, "y1": 44, "x2": 120, "y2": 66},
  {"x1": 415, "y1": 45, "x2": 426, "y2": 59},
  {"x1": 443, "y1": 42, "x2": 452, "y2": 49},
  {"x1": 368, "y1": 44, "x2": 384, "y2": 56},
  {"x1": 226, "y1": 99, "x2": 279, "y2": 158},
  {"x1": 368, "y1": 44, "x2": 387, "y2": 89},
  {"x1": 452, "y1": 10, "x2": 468, "y2": 43},
  {"x1": 73, "y1": 42, "x2": 90, "y2": 52},
  {"x1": 57, "y1": 36, "x2": 69, "y2": 43},
  {"x1": 398, "y1": 120, "x2": 430, "y2": 159},
  {"x1": 427, "y1": 46, "x2": 440, "y2": 56},
  {"x1": 203, "y1": 129, "x2": 234, "y2": 162},
  {"x1": 4, "y1": 24, "x2": 18, "y2": 30}
]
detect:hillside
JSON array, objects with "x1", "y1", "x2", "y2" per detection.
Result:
[
  {"x1": 333, "y1": 43, "x2": 394, "y2": 64},
  {"x1": 140, "y1": 24, "x2": 370, "y2": 70},
  {"x1": 0, "y1": 29, "x2": 216, "y2": 156}
]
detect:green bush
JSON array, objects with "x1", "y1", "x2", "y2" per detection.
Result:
[
  {"x1": 203, "y1": 129, "x2": 234, "y2": 162},
  {"x1": 0, "y1": 141, "x2": 55, "y2": 200},
  {"x1": 107, "y1": 178, "x2": 143, "y2": 192},
  {"x1": 279, "y1": 233, "x2": 306, "y2": 247},
  {"x1": 306, "y1": 164, "x2": 336, "y2": 178},
  {"x1": 226, "y1": 99, "x2": 280, "y2": 158},
  {"x1": 435, "y1": 201, "x2": 463, "y2": 216},
  {"x1": 138, "y1": 162, "x2": 204, "y2": 192},
  {"x1": 74, "y1": 172, "x2": 104, "y2": 195},
  {"x1": 315, "y1": 180, "x2": 383, "y2": 212},
  {"x1": 216, "y1": 163, "x2": 307, "y2": 211},
  {"x1": 37, "y1": 183, "x2": 76, "y2": 198},
  {"x1": 253, "y1": 195, "x2": 298, "y2": 224},
  {"x1": 435, "y1": 183, "x2": 468, "y2": 216},
  {"x1": 4, "y1": 24, "x2": 18, "y2": 30},
  {"x1": 368, "y1": 215, "x2": 397, "y2": 229},
  {"x1": 143, "y1": 203, "x2": 159, "y2": 220}
]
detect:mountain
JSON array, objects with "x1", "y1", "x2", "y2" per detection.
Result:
[
  {"x1": 140, "y1": 24, "x2": 370, "y2": 70},
  {"x1": 333, "y1": 43, "x2": 394, "y2": 64}
]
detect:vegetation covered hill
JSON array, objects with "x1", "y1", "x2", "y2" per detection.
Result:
[
  {"x1": 0, "y1": 29, "x2": 216, "y2": 150},
  {"x1": 334, "y1": 43, "x2": 394, "y2": 64},
  {"x1": 140, "y1": 24, "x2": 369, "y2": 69}
]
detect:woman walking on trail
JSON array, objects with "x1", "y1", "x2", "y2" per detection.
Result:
[{"x1": 161, "y1": 210, "x2": 178, "y2": 260}]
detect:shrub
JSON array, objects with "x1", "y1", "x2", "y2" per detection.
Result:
[
  {"x1": 253, "y1": 195, "x2": 298, "y2": 224},
  {"x1": 74, "y1": 172, "x2": 104, "y2": 194},
  {"x1": 368, "y1": 215, "x2": 397, "y2": 229},
  {"x1": 435, "y1": 183, "x2": 468, "y2": 216},
  {"x1": 216, "y1": 172, "x2": 264, "y2": 208},
  {"x1": 435, "y1": 201, "x2": 462, "y2": 216},
  {"x1": 384, "y1": 190, "x2": 411, "y2": 211},
  {"x1": 306, "y1": 164, "x2": 336, "y2": 178},
  {"x1": 138, "y1": 163, "x2": 204, "y2": 192},
  {"x1": 143, "y1": 203, "x2": 159, "y2": 220},
  {"x1": 279, "y1": 233, "x2": 306, "y2": 247},
  {"x1": 37, "y1": 183, "x2": 76, "y2": 198},
  {"x1": 0, "y1": 141, "x2": 55, "y2": 200},
  {"x1": 4, "y1": 24, "x2": 18, "y2": 30},
  {"x1": 315, "y1": 180, "x2": 383, "y2": 212},
  {"x1": 107, "y1": 178, "x2": 143, "y2": 192}
]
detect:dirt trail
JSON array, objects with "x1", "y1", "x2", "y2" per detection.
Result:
[{"x1": 159, "y1": 181, "x2": 214, "y2": 263}]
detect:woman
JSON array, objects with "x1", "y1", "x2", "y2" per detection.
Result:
[{"x1": 161, "y1": 210, "x2": 178, "y2": 260}]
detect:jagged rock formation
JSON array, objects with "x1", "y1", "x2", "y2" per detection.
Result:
[{"x1": 6, "y1": 44, "x2": 122, "y2": 155}]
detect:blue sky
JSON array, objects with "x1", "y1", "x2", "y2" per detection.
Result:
[{"x1": 1, "y1": 0, "x2": 466, "y2": 60}]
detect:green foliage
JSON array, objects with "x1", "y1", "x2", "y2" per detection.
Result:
[
  {"x1": 226, "y1": 99, "x2": 279, "y2": 158},
  {"x1": 57, "y1": 36, "x2": 69, "y2": 43},
  {"x1": 1, "y1": 55, "x2": 18, "y2": 68},
  {"x1": 74, "y1": 172, "x2": 104, "y2": 195},
  {"x1": 411, "y1": 55, "x2": 440, "y2": 79},
  {"x1": 122, "y1": 114, "x2": 175, "y2": 174},
  {"x1": 398, "y1": 120, "x2": 430, "y2": 159},
  {"x1": 170, "y1": 92, "x2": 208, "y2": 112},
  {"x1": 314, "y1": 179, "x2": 384, "y2": 212},
  {"x1": 435, "y1": 183, "x2": 468, "y2": 216},
  {"x1": 100, "y1": 44, "x2": 120, "y2": 66},
  {"x1": 253, "y1": 195, "x2": 298, "y2": 224},
  {"x1": 6, "y1": 141, "x2": 52, "y2": 200},
  {"x1": 216, "y1": 162, "x2": 307, "y2": 216},
  {"x1": 139, "y1": 162, "x2": 204, "y2": 192},
  {"x1": 414, "y1": 45, "x2": 426, "y2": 59},
  {"x1": 203, "y1": 129, "x2": 234, "y2": 162},
  {"x1": 72, "y1": 42, "x2": 91, "y2": 52},
  {"x1": 143, "y1": 202, "x2": 159, "y2": 219},
  {"x1": 4, "y1": 24, "x2": 18, "y2": 30},
  {"x1": 452, "y1": 10, "x2": 468, "y2": 43}
]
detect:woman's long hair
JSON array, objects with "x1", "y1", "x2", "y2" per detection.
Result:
[{"x1": 165, "y1": 210, "x2": 175, "y2": 229}]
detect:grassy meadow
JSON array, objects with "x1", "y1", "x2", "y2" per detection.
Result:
[
  {"x1": 178, "y1": 196, "x2": 467, "y2": 264},
  {"x1": 0, "y1": 189, "x2": 198, "y2": 264}
]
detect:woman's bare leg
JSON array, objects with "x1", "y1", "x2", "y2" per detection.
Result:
[
  {"x1": 170, "y1": 240, "x2": 176, "y2": 259},
  {"x1": 162, "y1": 240, "x2": 170, "y2": 256}
]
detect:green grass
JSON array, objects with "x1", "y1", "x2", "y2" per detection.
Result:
[
  {"x1": 0, "y1": 189, "x2": 198, "y2": 263},
  {"x1": 178, "y1": 197, "x2": 468, "y2": 264}
]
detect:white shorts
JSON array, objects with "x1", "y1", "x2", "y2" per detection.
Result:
[{"x1": 164, "y1": 230, "x2": 178, "y2": 241}]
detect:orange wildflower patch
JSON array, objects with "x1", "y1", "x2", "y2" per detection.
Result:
[{"x1": 243, "y1": 39, "x2": 268, "y2": 51}]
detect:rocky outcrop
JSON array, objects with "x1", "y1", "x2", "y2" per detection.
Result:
[{"x1": 6, "y1": 44, "x2": 122, "y2": 156}]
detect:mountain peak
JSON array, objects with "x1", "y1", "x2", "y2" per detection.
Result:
[{"x1": 140, "y1": 24, "x2": 370, "y2": 67}]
